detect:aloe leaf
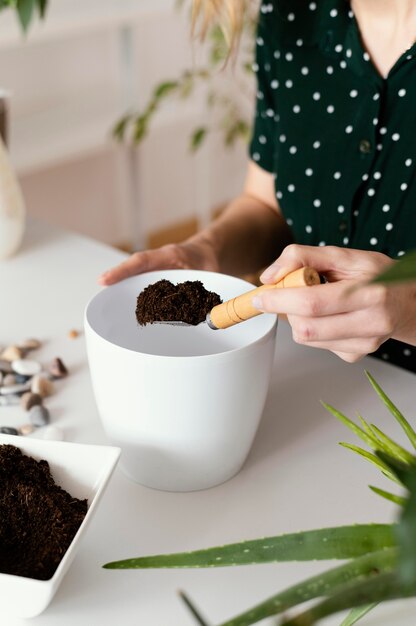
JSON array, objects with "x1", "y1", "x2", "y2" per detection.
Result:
[
  {"x1": 397, "y1": 466, "x2": 416, "y2": 585},
  {"x1": 369, "y1": 486, "x2": 407, "y2": 507},
  {"x1": 371, "y1": 250, "x2": 416, "y2": 285},
  {"x1": 357, "y1": 415, "x2": 378, "y2": 441},
  {"x1": 215, "y1": 549, "x2": 397, "y2": 626},
  {"x1": 103, "y1": 525, "x2": 396, "y2": 570},
  {"x1": 339, "y1": 443, "x2": 400, "y2": 484},
  {"x1": 322, "y1": 403, "x2": 378, "y2": 449},
  {"x1": 280, "y1": 570, "x2": 416, "y2": 626},
  {"x1": 376, "y1": 451, "x2": 413, "y2": 488},
  {"x1": 368, "y1": 424, "x2": 415, "y2": 465},
  {"x1": 339, "y1": 603, "x2": 379, "y2": 626},
  {"x1": 179, "y1": 591, "x2": 211, "y2": 626},
  {"x1": 365, "y1": 372, "x2": 416, "y2": 449}
]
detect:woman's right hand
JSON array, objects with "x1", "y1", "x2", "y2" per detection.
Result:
[{"x1": 98, "y1": 238, "x2": 220, "y2": 286}]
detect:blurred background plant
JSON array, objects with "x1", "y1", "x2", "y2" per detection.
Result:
[
  {"x1": 0, "y1": 0, "x2": 48, "y2": 31},
  {"x1": 113, "y1": 0, "x2": 259, "y2": 151}
]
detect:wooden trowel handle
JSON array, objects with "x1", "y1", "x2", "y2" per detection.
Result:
[{"x1": 208, "y1": 267, "x2": 320, "y2": 330}]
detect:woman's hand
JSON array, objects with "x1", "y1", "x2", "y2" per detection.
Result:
[
  {"x1": 253, "y1": 244, "x2": 416, "y2": 363},
  {"x1": 98, "y1": 238, "x2": 220, "y2": 286}
]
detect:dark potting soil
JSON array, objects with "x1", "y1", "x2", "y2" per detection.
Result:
[
  {"x1": 0, "y1": 444, "x2": 88, "y2": 580},
  {"x1": 136, "y1": 279, "x2": 222, "y2": 326}
]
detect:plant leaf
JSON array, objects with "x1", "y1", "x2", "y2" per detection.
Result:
[
  {"x1": 339, "y1": 603, "x2": 379, "y2": 626},
  {"x1": 280, "y1": 570, "x2": 416, "y2": 626},
  {"x1": 16, "y1": 0, "x2": 35, "y2": 31},
  {"x1": 179, "y1": 591, "x2": 211, "y2": 626},
  {"x1": 103, "y1": 524, "x2": 396, "y2": 569},
  {"x1": 154, "y1": 80, "x2": 179, "y2": 99},
  {"x1": 369, "y1": 485, "x2": 407, "y2": 507},
  {"x1": 368, "y1": 424, "x2": 415, "y2": 465},
  {"x1": 397, "y1": 465, "x2": 416, "y2": 585},
  {"x1": 371, "y1": 250, "x2": 416, "y2": 285},
  {"x1": 365, "y1": 372, "x2": 416, "y2": 449},
  {"x1": 190, "y1": 127, "x2": 207, "y2": 151},
  {"x1": 339, "y1": 442, "x2": 399, "y2": 483},
  {"x1": 36, "y1": 0, "x2": 47, "y2": 17},
  {"x1": 322, "y1": 403, "x2": 379, "y2": 450},
  {"x1": 215, "y1": 549, "x2": 397, "y2": 626}
]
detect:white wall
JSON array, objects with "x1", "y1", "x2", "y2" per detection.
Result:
[{"x1": 0, "y1": 0, "x2": 251, "y2": 247}]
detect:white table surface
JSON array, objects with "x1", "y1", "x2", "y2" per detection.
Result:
[{"x1": 1, "y1": 218, "x2": 416, "y2": 626}]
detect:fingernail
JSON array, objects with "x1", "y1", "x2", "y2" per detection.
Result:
[
  {"x1": 98, "y1": 273, "x2": 109, "y2": 285},
  {"x1": 252, "y1": 296, "x2": 264, "y2": 310},
  {"x1": 260, "y1": 262, "x2": 281, "y2": 283}
]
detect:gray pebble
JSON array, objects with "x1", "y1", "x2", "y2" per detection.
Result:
[
  {"x1": 29, "y1": 405, "x2": 50, "y2": 427},
  {"x1": 15, "y1": 374, "x2": 31, "y2": 384},
  {"x1": 0, "y1": 381, "x2": 31, "y2": 396},
  {"x1": 0, "y1": 426, "x2": 19, "y2": 435}
]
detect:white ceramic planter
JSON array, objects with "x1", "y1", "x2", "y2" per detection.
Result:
[
  {"x1": 85, "y1": 269, "x2": 277, "y2": 492},
  {"x1": 0, "y1": 136, "x2": 25, "y2": 260}
]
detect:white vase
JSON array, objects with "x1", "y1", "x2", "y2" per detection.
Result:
[{"x1": 0, "y1": 135, "x2": 25, "y2": 259}]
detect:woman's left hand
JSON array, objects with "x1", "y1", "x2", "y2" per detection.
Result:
[{"x1": 253, "y1": 244, "x2": 416, "y2": 363}]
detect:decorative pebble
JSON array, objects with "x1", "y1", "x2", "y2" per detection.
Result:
[
  {"x1": 18, "y1": 423, "x2": 36, "y2": 436},
  {"x1": 0, "y1": 359, "x2": 13, "y2": 374},
  {"x1": 31, "y1": 375, "x2": 54, "y2": 398},
  {"x1": 68, "y1": 329, "x2": 80, "y2": 339},
  {"x1": 3, "y1": 374, "x2": 16, "y2": 386},
  {"x1": 0, "y1": 395, "x2": 20, "y2": 406},
  {"x1": 15, "y1": 374, "x2": 31, "y2": 384},
  {"x1": 0, "y1": 426, "x2": 19, "y2": 435},
  {"x1": 1, "y1": 345, "x2": 23, "y2": 362},
  {"x1": 18, "y1": 338, "x2": 41, "y2": 352},
  {"x1": 49, "y1": 357, "x2": 69, "y2": 379},
  {"x1": 40, "y1": 425, "x2": 64, "y2": 441},
  {"x1": 0, "y1": 381, "x2": 31, "y2": 396},
  {"x1": 29, "y1": 405, "x2": 51, "y2": 427},
  {"x1": 12, "y1": 358, "x2": 42, "y2": 377},
  {"x1": 20, "y1": 391, "x2": 43, "y2": 411}
]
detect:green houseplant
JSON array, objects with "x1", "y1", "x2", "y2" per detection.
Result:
[
  {"x1": 0, "y1": 0, "x2": 47, "y2": 31},
  {"x1": 103, "y1": 254, "x2": 416, "y2": 626}
]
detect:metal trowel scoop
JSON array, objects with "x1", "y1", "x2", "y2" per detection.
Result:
[{"x1": 157, "y1": 267, "x2": 320, "y2": 330}]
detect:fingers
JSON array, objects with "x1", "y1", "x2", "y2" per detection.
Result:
[
  {"x1": 260, "y1": 244, "x2": 392, "y2": 284},
  {"x1": 254, "y1": 280, "x2": 388, "y2": 318},
  {"x1": 98, "y1": 251, "x2": 152, "y2": 286}
]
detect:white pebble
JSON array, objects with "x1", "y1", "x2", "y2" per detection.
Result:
[
  {"x1": 41, "y1": 425, "x2": 64, "y2": 441},
  {"x1": 12, "y1": 359, "x2": 42, "y2": 377}
]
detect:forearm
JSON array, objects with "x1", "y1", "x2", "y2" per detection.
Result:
[{"x1": 185, "y1": 192, "x2": 293, "y2": 277}]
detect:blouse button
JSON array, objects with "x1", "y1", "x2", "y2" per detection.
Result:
[
  {"x1": 359, "y1": 139, "x2": 372, "y2": 154},
  {"x1": 338, "y1": 220, "x2": 348, "y2": 232}
]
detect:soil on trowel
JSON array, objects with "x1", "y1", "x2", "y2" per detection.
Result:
[
  {"x1": 136, "y1": 279, "x2": 222, "y2": 326},
  {"x1": 0, "y1": 444, "x2": 88, "y2": 580}
]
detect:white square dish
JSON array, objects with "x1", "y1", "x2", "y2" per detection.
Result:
[{"x1": 0, "y1": 434, "x2": 120, "y2": 618}]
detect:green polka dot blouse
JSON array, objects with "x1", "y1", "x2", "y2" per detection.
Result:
[{"x1": 249, "y1": 0, "x2": 416, "y2": 372}]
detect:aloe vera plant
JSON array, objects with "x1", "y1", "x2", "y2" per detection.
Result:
[{"x1": 104, "y1": 369, "x2": 416, "y2": 625}]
